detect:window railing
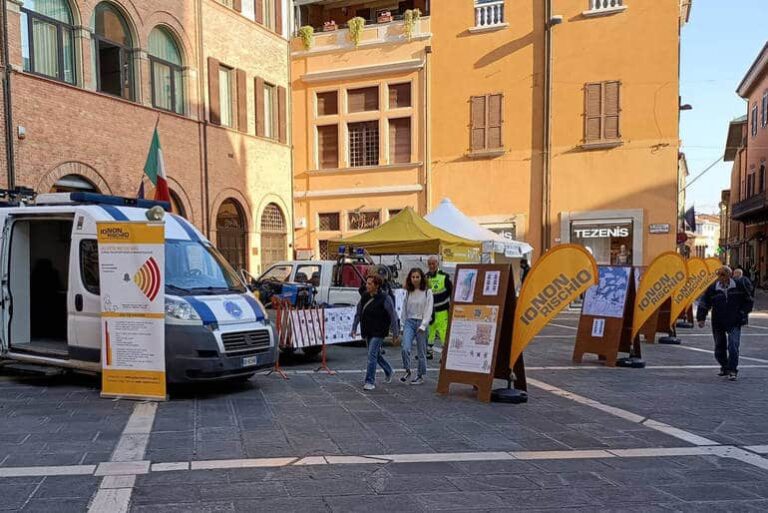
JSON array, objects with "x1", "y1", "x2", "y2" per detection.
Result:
[
  {"x1": 475, "y1": 1, "x2": 505, "y2": 28},
  {"x1": 587, "y1": 0, "x2": 625, "y2": 12}
]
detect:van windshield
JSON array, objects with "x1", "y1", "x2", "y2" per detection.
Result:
[{"x1": 165, "y1": 240, "x2": 246, "y2": 295}]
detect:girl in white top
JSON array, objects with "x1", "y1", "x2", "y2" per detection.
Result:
[{"x1": 399, "y1": 268, "x2": 434, "y2": 384}]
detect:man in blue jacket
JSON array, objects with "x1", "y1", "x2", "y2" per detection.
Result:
[{"x1": 697, "y1": 266, "x2": 754, "y2": 381}]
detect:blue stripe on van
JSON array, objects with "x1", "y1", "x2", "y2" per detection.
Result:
[
  {"x1": 186, "y1": 297, "x2": 217, "y2": 326},
  {"x1": 99, "y1": 205, "x2": 129, "y2": 221},
  {"x1": 172, "y1": 215, "x2": 201, "y2": 242},
  {"x1": 243, "y1": 294, "x2": 266, "y2": 322}
]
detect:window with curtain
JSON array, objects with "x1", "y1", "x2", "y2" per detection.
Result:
[
  {"x1": 219, "y1": 66, "x2": 234, "y2": 127},
  {"x1": 92, "y1": 2, "x2": 135, "y2": 100},
  {"x1": 149, "y1": 27, "x2": 184, "y2": 114},
  {"x1": 20, "y1": 0, "x2": 76, "y2": 84}
]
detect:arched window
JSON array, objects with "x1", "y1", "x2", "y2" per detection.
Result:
[
  {"x1": 260, "y1": 203, "x2": 287, "y2": 269},
  {"x1": 92, "y1": 2, "x2": 134, "y2": 99},
  {"x1": 20, "y1": 0, "x2": 76, "y2": 84},
  {"x1": 148, "y1": 27, "x2": 184, "y2": 114},
  {"x1": 169, "y1": 190, "x2": 186, "y2": 218},
  {"x1": 216, "y1": 199, "x2": 247, "y2": 271},
  {"x1": 50, "y1": 174, "x2": 98, "y2": 193}
]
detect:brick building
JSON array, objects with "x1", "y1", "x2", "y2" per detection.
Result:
[{"x1": 0, "y1": 0, "x2": 293, "y2": 274}]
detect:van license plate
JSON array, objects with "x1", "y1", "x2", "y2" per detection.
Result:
[{"x1": 242, "y1": 356, "x2": 258, "y2": 367}]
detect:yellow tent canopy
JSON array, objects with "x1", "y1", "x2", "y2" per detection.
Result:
[{"x1": 328, "y1": 207, "x2": 481, "y2": 262}]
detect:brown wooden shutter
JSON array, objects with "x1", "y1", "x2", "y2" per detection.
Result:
[
  {"x1": 233, "y1": 0, "x2": 242, "y2": 12},
  {"x1": 470, "y1": 95, "x2": 487, "y2": 151},
  {"x1": 389, "y1": 118, "x2": 411, "y2": 164},
  {"x1": 254, "y1": 0, "x2": 263, "y2": 24},
  {"x1": 254, "y1": 77, "x2": 265, "y2": 137},
  {"x1": 603, "y1": 81, "x2": 620, "y2": 140},
  {"x1": 236, "y1": 69, "x2": 247, "y2": 132},
  {"x1": 487, "y1": 94, "x2": 503, "y2": 149},
  {"x1": 317, "y1": 125, "x2": 339, "y2": 169},
  {"x1": 277, "y1": 85, "x2": 287, "y2": 144},
  {"x1": 584, "y1": 82, "x2": 602, "y2": 142},
  {"x1": 274, "y1": 0, "x2": 283, "y2": 35},
  {"x1": 208, "y1": 57, "x2": 221, "y2": 125}
]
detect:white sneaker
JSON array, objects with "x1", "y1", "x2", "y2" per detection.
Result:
[{"x1": 363, "y1": 383, "x2": 375, "y2": 391}]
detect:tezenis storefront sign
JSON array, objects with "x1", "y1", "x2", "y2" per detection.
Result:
[{"x1": 573, "y1": 227, "x2": 630, "y2": 239}]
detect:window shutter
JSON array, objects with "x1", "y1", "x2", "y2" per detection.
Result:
[
  {"x1": 208, "y1": 57, "x2": 221, "y2": 125},
  {"x1": 487, "y1": 94, "x2": 503, "y2": 149},
  {"x1": 274, "y1": 0, "x2": 283, "y2": 35},
  {"x1": 584, "y1": 83, "x2": 602, "y2": 142},
  {"x1": 236, "y1": 69, "x2": 247, "y2": 132},
  {"x1": 603, "y1": 81, "x2": 620, "y2": 140},
  {"x1": 348, "y1": 87, "x2": 378, "y2": 113},
  {"x1": 254, "y1": 77, "x2": 265, "y2": 137},
  {"x1": 233, "y1": 0, "x2": 242, "y2": 11},
  {"x1": 254, "y1": 0, "x2": 264, "y2": 24},
  {"x1": 470, "y1": 95, "x2": 487, "y2": 151},
  {"x1": 278, "y1": 85, "x2": 287, "y2": 144},
  {"x1": 317, "y1": 125, "x2": 339, "y2": 169},
  {"x1": 389, "y1": 118, "x2": 411, "y2": 164}
]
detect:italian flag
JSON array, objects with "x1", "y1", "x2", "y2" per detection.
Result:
[{"x1": 143, "y1": 126, "x2": 170, "y2": 203}]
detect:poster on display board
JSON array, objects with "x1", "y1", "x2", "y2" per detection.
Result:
[
  {"x1": 454, "y1": 268, "x2": 479, "y2": 303},
  {"x1": 444, "y1": 305, "x2": 499, "y2": 374},
  {"x1": 582, "y1": 266, "x2": 632, "y2": 319},
  {"x1": 323, "y1": 307, "x2": 360, "y2": 345},
  {"x1": 97, "y1": 222, "x2": 166, "y2": 401}
]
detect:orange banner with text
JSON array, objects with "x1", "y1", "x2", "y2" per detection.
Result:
[
  {"x1": 669, "y1": 258, "x2": 709, "y2": 329},
  {"x1": 510, "y1": 245, "x2": 598, "y2": 368},
  {"x1": 705, "y1": 258, "x2": 722, "y2": 274},
  {"x1": 631, "y1": 252, "x2": 688, "y2": 341}
]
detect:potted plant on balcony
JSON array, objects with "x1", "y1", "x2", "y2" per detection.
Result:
[
  {"x1": 377, "y1": 10, "x2": 393, "y2": 23},
  {"x1": 298, "y1": 25, "x2": 315, "y2": 50},
  {"x1": 347, "y1": 16, "x2": 366, "y2": 46},
  {"x1": 322, "y1": 20, "x2": 338, "y2": 32},
  {"x1": 404, "y1": 8, "x2": 421, "y2": 40}
]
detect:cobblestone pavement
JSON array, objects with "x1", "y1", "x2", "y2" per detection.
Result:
[{"x1": 2, "y1": 312, "x2": 768, "y2": 512}]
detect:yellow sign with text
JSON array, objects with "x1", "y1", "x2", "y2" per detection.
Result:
[
  {"x1": 705, "y1": 257, "x2": 722, "y2": 274},
  {"x1": 510, "y1": 245, "x2": 598, "y2": 368},
  {"x1": 668, "y1": 258, "x2": 709, "y2": 329},
  {"x1": 631, "y1": 252, "x2": 688, "y2": 341}
]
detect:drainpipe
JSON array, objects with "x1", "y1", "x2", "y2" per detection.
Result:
[
  {"x1": 541, "y1": 0, "x2": 554, "y2": 254},
  {"x1": 423, "y1": 43, "x2": 432, "y2": 213},
  {"x1": 195, "y1": 0, "x2": 211, "y2": 238},
  {"x1": 2, "y1": 0, "x2": 15, "y2": 189}
]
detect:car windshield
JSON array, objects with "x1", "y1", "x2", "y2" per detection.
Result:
[{"x1": 166, "y1": 240, "x2": 246, "y2": 295}]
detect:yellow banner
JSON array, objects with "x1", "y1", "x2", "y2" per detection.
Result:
[
  {"x1": 669, "y1": 258, "x2": 709, "y2": 329},
  {"x1": 631, "y1": 252, "x2": 687, "y2": 341},
  {"x1": 705, "y1": 257, "x2": 722, "y2": 274},
  {"x1": 510, "y1": 244, "x2": 598, "y2": 367},
  {"x1": 102, "y1": 369, "x2": 167, "y2": 399},
  {"x1": 97, "y1": 222, "x2": 165, "y2": 245}
]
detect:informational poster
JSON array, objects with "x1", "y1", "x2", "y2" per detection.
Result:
[
  {"x1": 591, "y1": 318, "x2": 606, "y2": 338},
  {"x1": 582, "y1": 266, "x2": 631, "y2": 319},
  {"x1": 483, "y1": 271, "x2": 501, "y2": 296},
  {"x1": 455, "y1": 268, "x2": 479, "y2": 303},
  {"x1": 445, "y1": 305, "x2": 499, "y2": 373},
  {"x1": 323, "y1": 307, "x2": 360, "y2": 345},
  {"x1": 97, "y1": 222, "x2": 166, "y2": 401}
]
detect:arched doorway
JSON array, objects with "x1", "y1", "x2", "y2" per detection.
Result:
[
  {"x1": 216, "y1": 199, "x2": 247, "y2": 271},
  {"x1": 260, "y1": 203, "x2": 287, "y2": 269},
  {"x1": 50, "y1": 174, "x2": 99, "y2": 193}
]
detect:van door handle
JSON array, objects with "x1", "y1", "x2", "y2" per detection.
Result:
[{"x1": 75, "y1": 294, "x2": 83, "y2": 312}]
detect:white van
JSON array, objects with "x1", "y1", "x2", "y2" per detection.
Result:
[{"x1": 0, "y1": 192, "x2": 276, "y2": 383}]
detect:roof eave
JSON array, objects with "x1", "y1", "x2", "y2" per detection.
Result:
[{"x1": 737, "y1": 42, "x2": 768, "y2": 98}]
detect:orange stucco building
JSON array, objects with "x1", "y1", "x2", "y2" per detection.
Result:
[{"x1": 290, "y1": 0, "x2": 691, "y2": 265}]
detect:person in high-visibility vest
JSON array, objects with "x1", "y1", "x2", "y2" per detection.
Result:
[{"x1": 426, "y1": 256, "x2": 453, "y2": 360}]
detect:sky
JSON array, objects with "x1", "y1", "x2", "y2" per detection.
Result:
[{"x1": 680, "y1": 0, "x2": 766, "y2": 214}]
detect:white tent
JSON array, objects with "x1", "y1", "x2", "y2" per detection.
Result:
[{"x1": 425, "y1": 198, "x2": 533, "y2": 258}]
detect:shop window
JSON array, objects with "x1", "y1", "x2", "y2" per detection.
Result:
[
  {"x1": 389, "y1": 83, "x2": 411, "y2": 109},
  {"x1": 570, "y1": 221, "x2": 633, "y2": 266},
  {"x1": 349, "y1": 121, "x2": 379, "y2": 167},
  {"x1": 317, "y1": 91, "x2": 338, "y2": 116},
  {"x1": 317, "y1": 124, "x2": 339, "y2": 169},
  {"x1": 20, "y1": 0, "x2": 76, "y2": 84},
  {"x1": 348, "y1": 86, "x2": 379, "y2": 113},
  {"x1": 389, "y1": 117, "x2": 411, "y2": 164},
  {"x1": 585, "y1": 81, "x2": 621, "y2": 143},
  {"x1": 149, "y1": 27, "x2": 184, "y2": 114},
  {"x1": 93, "y1": 2, "x2": 135, "y2": 100},
  {"x1": 470, "y1": 93, "x2": 503, "y2": 151},
  {"x1": 318, "y1": 212, "x2": 340, "y2": 231}
]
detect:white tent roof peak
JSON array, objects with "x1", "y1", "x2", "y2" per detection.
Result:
[{"x1": 425, "y1": 198, "x2": 533, "y2": 257}]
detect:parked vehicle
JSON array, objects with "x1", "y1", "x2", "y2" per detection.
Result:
[{"x1": 0, "y1": 191, "x2": 276, "y2": 383}]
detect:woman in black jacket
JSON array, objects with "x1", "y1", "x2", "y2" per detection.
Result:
[{"x1": 352, "y1": 275, "x2": 398, "y2": 391}]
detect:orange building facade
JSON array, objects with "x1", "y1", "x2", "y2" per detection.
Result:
[{"x1": 291, "y1": 0, "x2": 690, "y2": 265}]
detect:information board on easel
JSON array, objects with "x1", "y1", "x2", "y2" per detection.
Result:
[
  {"x1": 573, "y1": 266, "x2": 634, "y2": 366},
  {"x1": 436, "y1": 264, "x2": 525, "y2": 403}
]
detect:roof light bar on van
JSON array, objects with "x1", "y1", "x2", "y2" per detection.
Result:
[{"x1": 35, "y1": 192, "x2": 171, "y2": 211}]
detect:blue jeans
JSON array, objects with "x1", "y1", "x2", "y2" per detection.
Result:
[
  {"x1": 713, "y1": 326, "x2": 741, "y2": 373},
  {"x1": 401, "y1": 318, "x2": 427, "y2": 377},
  {"x1": 365, "y1": 337, "x2": 393, "y2": 385}
]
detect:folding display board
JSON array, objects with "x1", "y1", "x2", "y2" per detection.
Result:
[
  {"x1": 573, "y1": 266, "x2": 634, "y2": 366},
  {"x1": 436, "y1": 264, "x2": 525, "y2": 403}
]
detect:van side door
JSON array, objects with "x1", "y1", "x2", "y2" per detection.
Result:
[
  {"x1": 68, "y1": 235, "x2": 102, "y2": 363},
  {"x1": 0, "y1": 214, "x2": 9, "y2": 354}
]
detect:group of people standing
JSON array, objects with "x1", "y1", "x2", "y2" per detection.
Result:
[{"x1": 351, "y1": 256, "x2": 453, "y2": 391}]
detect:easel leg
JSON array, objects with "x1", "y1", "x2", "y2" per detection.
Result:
[{"x1": 315, "y1": 343, "x2": 336, "y2": 375}]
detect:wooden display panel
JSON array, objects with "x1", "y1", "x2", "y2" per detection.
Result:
[{"x1": 436, "y1": 264, "x2": 525, "y2": 403}]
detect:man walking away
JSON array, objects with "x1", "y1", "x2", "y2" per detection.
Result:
[
  {"x1": 697, "y1": 266, "x2": 754, "y2": 381},
  {"x1": 426, "y1": 256, "x2": 453, "y2": 360}
]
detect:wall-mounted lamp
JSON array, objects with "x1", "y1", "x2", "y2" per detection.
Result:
[{"x1": 680, "y1": 104, "x2": 693, "y2": 111}]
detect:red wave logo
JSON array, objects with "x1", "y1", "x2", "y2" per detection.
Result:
[{"x1": 133, "y1": 257, "x2": 161, "y2": 301}]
